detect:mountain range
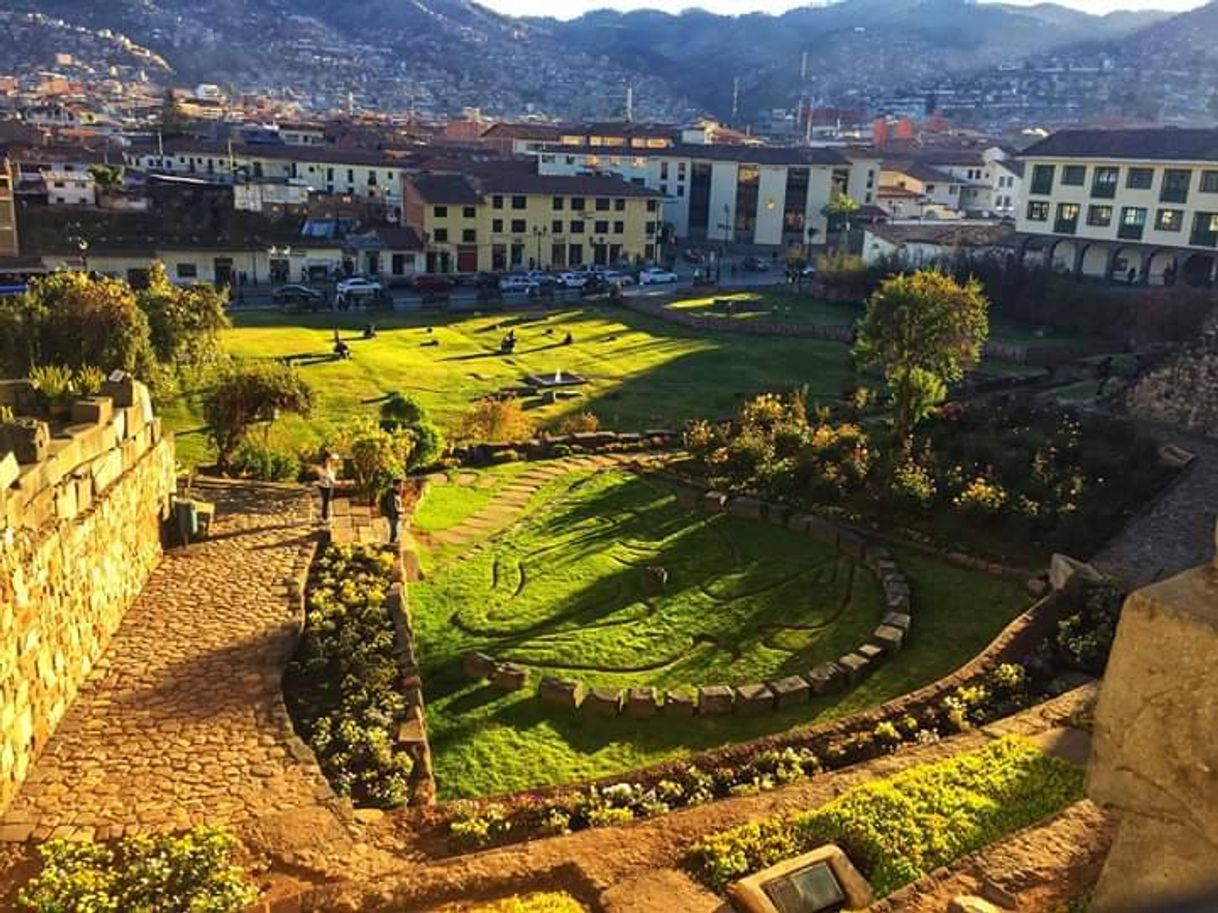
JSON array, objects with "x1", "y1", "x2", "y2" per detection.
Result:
[{"x1": 4, "y1": 0, "x2": 1215, "y2": 119}]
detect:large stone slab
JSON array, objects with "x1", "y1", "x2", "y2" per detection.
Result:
[
  {"x1": 769, "y1": 675, "x2": 810, "y2": 708},
  {"x1": 882, "y1": 611, "x2": 912, "y2": 632},
  {"x1": 69, "y1": 396, "x2": 113, "y2": 427},
  {"x1": 871, "y1": 624, "x2": 905, "y2": 654},
  {"x1": 662, "y1": 690, "x2": 696, "y2": 717},
  {"x1": 538, "y1": 676, "x2": 584, "y2": 709},
  {"x1": 734, "y1": 682, "x2": 774, "y2": 714},
  {"x1": 726, "y1": 496, "x2": 764, "y2": 520},
  {"x1": 583, "y1": 687, "x2": 623, "y2": 716},
  {"x1": 625, "y1": 687, "x2": 659, "y2": 718},
  {"x1": 805, "y1": 662, "x2": 846, "y2": 695},
  {"x1": 701, "y1": 491, "x2": 727, "y2": 512},
  {"x1": 463, "y1": 651, "x2": 496, "y2": 680},
  {"x1": 697, "y1": 684, "x2": 734, "y2": 715},
  {"x1": 857, "y1": 643, "x2": 884, "y2": 664},
  {"x1": 490, "y1": 663, "x2": 528, "y2": 691},
  {"x1": 837, "y1": 652, "x2": 870, "y2": 683},
  {"x1": 1049, "y1": 553, "x2": 1104, "y2": 592}
]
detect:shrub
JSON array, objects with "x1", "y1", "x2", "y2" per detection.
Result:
[
  {"x1": 29, "y1": 364, "x2": 76, "y2": 408},
  {"x1": 380, "y1": 390, "x2": 427, "y2": 427},
  {"x1": 688, "y1": 736, "x2": 1084, "y2": 894},
  {"x1": 19, "y1": 826, "x2": 255, "y2": 913},
  {"x1": 335, "y1": 418, "x2": 415, "y2": 499},
  {"x1": 231, "y1": 442, "x2": 301, "y2": 482},
  {"x1": 492, "y1": 449, "x2": 521, "y2": 464},
  {"x1": 556, "y1": 411, "x2": 600, "y2": 434},
  {"x1": 459, "y1": 893, "x2": 587, "y2": 913},
  {"x1": 202, "y1": 360, "x2": 313, "y2": 471},
  {"x1": 285, "y1": 544, "x2": 413, "y2": 807},
  {"x1": 409, "y1": 419, "x2": 446, "y2": 469},
  {"x1": 137, "y1": 262, "x2": 229, "y2": 367},
  {"x1": 459, "y1": 396, "x2": 532, "y2": 442}
]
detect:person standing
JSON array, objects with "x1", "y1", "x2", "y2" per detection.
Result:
[
  {"x1": 381, "y1": 478, "x2": 405, "y2": 545},
  {"x1": 317, "y1": 451, "x2": 338, "y2": 523}
]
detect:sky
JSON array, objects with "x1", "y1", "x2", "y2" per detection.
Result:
[{"x1": 484, "y1": 0, "x2": 1206, "y2": 19}]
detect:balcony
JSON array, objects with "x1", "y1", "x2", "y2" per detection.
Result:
[
  {"x1": 1190, "y1": 215, "x2": 1218, "y2": 248},
  {"x1": 1118, "y1": 223, "x2": 1145, "y2": 241}
]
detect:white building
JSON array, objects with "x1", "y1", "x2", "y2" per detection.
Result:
[{"x1": 43, "y1": 168, "x2": 96, "y2": 206}]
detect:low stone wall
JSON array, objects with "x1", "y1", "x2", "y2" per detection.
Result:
[
  {"x1": 385, "y1": 558, "x2": 437, "y2": 807},
  {"x1": 621, "y1": 295, "x2": 854, "y2": 342},
  {"x1": 1128, "y1": 342, "x2": 1218, "y2": 435},
  {"x1": 0, "y1": 375, "x2": 175, "y2": 815},
  {"x1": 451, "y1": 429, "x2": 680, "y2": 467},
  {"x1": 461, "y1": 491, "x2": 913, "y2": 721}
]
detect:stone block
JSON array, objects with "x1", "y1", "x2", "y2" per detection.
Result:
[
  {"x1": 583, "y1": 687, "x2": 623, "y2": 716},
  {"x1": 54, "y1": 482, "x2": 78, "y2": 522},
  {"x1": 100, "y1": 371, "x2": 138, "y2": 408},
  {"x1": 805, "y1": 662, "x2": 846, "y2": 695},
  {"x1": 69, "y1": 396, "x2": 113, "y2": 427},
  {"x1": 726, "y1": 496, "x2": 764, "y2": 520},
  {"x1": 111, "y1": 409, "x2": 126, "y2": 441},
  {"x1": 864, "y1": 544, "x2": 891, "y2": 566},
  {"x1": 490, "y1": 663, "x2": 528, "y2": 691},
  {"x1": 538, "y1": 676, "x2": 584, "y2": 709},
  {"x1": 616, "y1": 432, "x2": 642, "y2": 446},
  {"x1": 769, "y1": 674, "x2": 810, "y2": 708},
  {"x1": 882, "y1": 611, "x2": 912, "y2": 632},
  {"x1": 118, "y1": 405, "x2": 147, "y2": 441},
  {"x1": 56, "y1": 422, "x2": 112, "y2": 466},
  {"x1": 735, "y1": 682, "x2": 774, "y2": 714},
  {"x1": 90, "y1": 449, "x2": 123, "y2": 494},
  {"x1": 871, "y1": 625, "x2": 905, "y2": 653},
  {"x1": 837, "y1": 652, "x2": 870, "y2": 683},
  {"x1": 762, "y1": 503, "x2": 788, "y2": 526},
  {"x1": 885, "y1": 591, "x2": 912, "y2": 614},
  {"x1": 47, "y1": 435, "x2": 82, "y2": 473},
  {"x1": 857, "y1": 643, "x2": 884, "y2": 663},
  {"x1": 697, "y1": 684, "x2": 735, "y2": 715},
  {"x1": 701, "y1": 490, "x2": 727, "y2": 512},
  {"x1": 1049, "y1": 553, "x2": 1104, "y2": 592},
  {"x1": 625, "y1": 687, "x2": 658, "y2": 718},
  {"x1": 0, "y1": 451, "x2": 17, "y2": 490},
  {"x1": 462, "y1": 651, "x2": 496, "y2": 680},
  {"x1": 0, "y1": 380, "x2": 37, "y2": 411},
  {"x1": 662, "y1": 690, "x2": 696, "y2": 717},
  {"x1": 74, "y1": 474, "x2": 93, "y2": 515},
  {"x1": 805, "y1": 516, "x2": 841, "y2": 546},
  {"x1": 948, "y1": 898, "x2": 1003, "y2": 913},
  {"x1": 0, "y1": 419, "x2": 50, "y2": 464},
  {"x1": 676, "y1": 487, "x2": 699, "y2": 508}
]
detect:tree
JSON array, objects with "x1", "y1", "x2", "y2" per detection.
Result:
[
  {"x1": 457, "y1": 396, "x2": 532, "y2": 442},
  {"x1": 334, "y1": 418, "x2": 416, "y2": 500},
  {"x1": 202, "y1": 361, "x2": 313, "y2": 470},
  {"x1": 137, "y1": 263, "x2": 229, "y2": 366},
  {"x1": 853, "y1": 270, "x2": 989, "y2": 453},
  {"x1": 87, "y1": 164, "x2": 125, "y2": 192},
  {"x1": 821, "y1": 193, "x2": 860, "y2": 240},
  {"x1": 158, "y1": 89, "x2": 189, "y2": 138}
]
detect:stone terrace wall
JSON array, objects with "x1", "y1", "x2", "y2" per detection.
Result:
[
  {"x1": 0, "y1": 375, "x2": 174, "y2": 814},
  {"x1": 1129, "y1": 343, "x2": 1218, "y2": 435}
]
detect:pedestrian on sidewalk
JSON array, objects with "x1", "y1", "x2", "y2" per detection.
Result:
[
  {"x1": 381, "y1": 478, "x2": 406, "y2": 545},
  {"x1": 317, "y1": 450, "x2": 338, "y2": 523}
]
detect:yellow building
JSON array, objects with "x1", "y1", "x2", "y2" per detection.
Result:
[
  {"x1": 404, "y1": 170, "x2": 663, "y2": 273},
  {"x1": 0, "y1": 158, "x2": 17, "y2": 258}
]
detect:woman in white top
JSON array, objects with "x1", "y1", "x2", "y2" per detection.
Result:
[{"x1": 317, "y1": 451, "x2": 338, "y2": 522}]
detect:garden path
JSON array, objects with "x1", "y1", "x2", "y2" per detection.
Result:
[
  {"x1": 1092, "y1": 423, "x2": 1218, "y2": 587},
  {"x1": 0, "y1": 481, "x2": 354, "y2": 856}
]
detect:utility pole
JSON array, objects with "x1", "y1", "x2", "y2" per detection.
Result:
[
  {"x1": 625, "y1": 85, "x2": 633, "y2": 123},
  {"x1": 731, "y1": 76, "x2": 739, "y2": 120}
]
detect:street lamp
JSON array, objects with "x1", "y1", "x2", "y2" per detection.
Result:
[{"x1": 532, "y1": 225, "x2": 548, "y2": 270}]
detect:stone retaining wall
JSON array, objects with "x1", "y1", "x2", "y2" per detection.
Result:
[
  {"x1": 385, "y1": 557, "x2": 437, "y2": 807},
  {"x1": 451, "y1": 429, "x2": 680, "y2": 466},
  {"x1": 0, "y1": 375, "x2": 175, "y2": 814},
  {"x1": 462, "y1": 490, "x2": 913, "y2": 722},
  {"x1": 1128, "y1": 343, "x2": 1218, "y2": 435}
]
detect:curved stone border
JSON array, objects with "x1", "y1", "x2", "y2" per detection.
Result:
[
  {"x1": 451, "y1": 429, "x2": 681, "y2": 467},
  {"x1": 459, "y1": 486, "x2": 913, "y2": 721}
]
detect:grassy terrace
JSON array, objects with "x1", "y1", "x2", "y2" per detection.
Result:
[
  {"x1": 163, "y1": 304, "x2": 854, "y2": 465},
  {"x1": 410, "y1": 463, "x2": 1031, "y2": 799}
]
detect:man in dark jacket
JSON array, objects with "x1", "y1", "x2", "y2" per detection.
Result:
[{"x1": 381, "y1": 478, "x2": 405, "y2": 545}]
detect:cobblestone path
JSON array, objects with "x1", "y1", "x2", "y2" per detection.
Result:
[{"x1": 0, "y1": 481, "x2": 346, "y2": 843}]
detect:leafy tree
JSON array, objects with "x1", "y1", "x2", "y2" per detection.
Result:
[
  {"x1": 202, "y1": 360, "x2": 313, "y2": 470},
  {"x1": 853, "y1": 270, "x2": 989, "y2": 453},
  {"x1": 137, "y1": 263, "x2": 229, "y2": 366},
  {"x1": 458, "y1": 396, "x2": 532, "y2": 442},
  {"x1": 379, "y1": 390, "x2": 426, "y2": 428},
  {"x1": 158, "y1": 88, "x2": 189, "y2": 138},
  {"x1": 87, "y1": 164, "x2": 125, "y2": 192},
  {"x1": 821, "y1": 193, "x2": 861, "y2": 238},
  {"x1": 333, "y1": 417, "x2": 415, "y2": 499}
]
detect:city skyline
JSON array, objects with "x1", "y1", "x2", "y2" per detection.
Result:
[{"x1": 485, "y1": 0, "x2": 1205, "y2": 19}]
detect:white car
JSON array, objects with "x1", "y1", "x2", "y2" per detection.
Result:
[
  {"x1": 601, "y1": 270, "x2": 635, "y2": 286},
  {"x1": 638, "y1": 267, "x2": 679, "y2": 285},
  {"x1": 557, "y1": 272, "x2": 588, "y2": 289},
  {"x1": 499, "y1": 274, "x2": 540, "y2": 294},
  {"x1": 336, "y1": 276, "x2": 382, "y2": 296}
]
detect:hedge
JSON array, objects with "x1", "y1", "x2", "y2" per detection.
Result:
[{"x1": 689, "y1": 735, "x2": 1084, "y2": 894}]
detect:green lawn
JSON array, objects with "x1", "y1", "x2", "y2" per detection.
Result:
[
  {"x1": 410, "y1": 464, "x2": 1031, "y2": 799},
  {"x1": 666, "y1": 290, "x2": 862, "y2": 326},
  {"x1": 164, "y1": 305, "x2": 855, "y2": 465}
]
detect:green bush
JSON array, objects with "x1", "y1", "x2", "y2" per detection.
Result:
[
  {"x1": 231, "y1": 442, "x2": 301, "y2": 482},
  {"x1": 202, "y1": 360, "x2": 313, "y2": 471},
  {"x1": 689, "y1": 735, "x2": 1083, "y2": 894},
  {"x1": 19, "y1": 826, "x2": 255, "y2": 912},
  {"x1": 285, "y1": 544, "x2": 414, "y2": 807},
  {"x1": 380, "y1": 390, "x2": 427, "y2": 427}
]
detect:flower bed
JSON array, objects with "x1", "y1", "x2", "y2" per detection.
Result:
[
  {"x1": 688, "y1": 735, "x2": 1084, "y2": 894},
  {"x1": 284, "y1": 543, "x2": 415, "y2": 808}
]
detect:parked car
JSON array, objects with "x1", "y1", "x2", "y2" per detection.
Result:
[
  {"x1": 469, "y1": 271, "x2": 500, "y2": 289},
  {"x1": 412, "y1": 274, "x2": 458, "y2": 293},
  {"x1": 272, "y1": 284, "x2": 324, "y2": 310},
  {"x1": 638, "y1": 267, "x2": 679, "y2": 285},
  {"x1": 741, "y1": 256, "x2": 770, "y2": 272},
  {"x1": 556, "y1": 272, "x2": 588, "y2": 289},
  {"x1": 336, "y1": 276, "x2": 383, "y2": 295},
  {"x1": 499, "y1": 274, "x2": 541, "y2": 295},
  {"x1": 601, "y1": 270, "x2": 635, "y2": 286}
]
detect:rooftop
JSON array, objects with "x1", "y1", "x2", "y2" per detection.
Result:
[
  {"x1": 1020, "y1": 128, "x2": 1218, "y2": 162},
  {"x1": 867, "y1": 220, "x2": 1015, "y2": 248},
  {"x1": 539, "y1": 142, "x2": 854, "y2": 166}
]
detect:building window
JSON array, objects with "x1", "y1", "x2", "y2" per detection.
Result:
[
  {"x1": 595, "y1": 220, "x2": 609, "y2": 234},
  {"x1": 492, "y1": 218, "x2": 503, "y2": 232},
  {"x1": 1026, "y1": 200, "x2": 1049, "y2": 222},
  {"x1": 677, "y1": 186, "x2": 685, "y2": 197},
  {"x1": 1030, "y1": 164, "x2": 1054, "y2": 195},
  {"x1": 613, "y1": 221, "x2": 624, "y2": 234},
  {"x1": 511, "y1": 219, "x2": 526, "y2": 233},
  {"x1": 368, "y1": 171, "x2": 377, "y2": 185},
  {"x1": 645, "y1": 221, "x2": 656, "y2": 234},
  {"x1": 434, "y1": 228, "x2": 448, "y2": 242},
  {"x1": 552, "y1": 219, "x2": 563, "y2": 233},
  {"x1": 925, "y1": 184, "x2": 936, "y2": 194},
  {"x1": 1126, "y1": 168, "x2": 1153, "y2": 190},
  {"x1": 570, "y1": 220, "x2": 585, "y2": 234},
  {"x1": 492, "y1": 195, "x2": 504, "y2": 209},
  {"x1": 1119, "y1": 206, "x2": 1147, "y2": 240},
  {"x1": 1062, "y1": 165, "x2": 1087, "y2": 186},
  {"x1": 646, "y1": 200, "x2": 658, "y2": 212},
  {"x1": 595, "y1": 198, "x2": 610, "y2": 211},
  {"x1": 553, "y1": 196, "x2": 564, "y2": 210},
  {"x1": 614, "y1": 198, "x2": 625, "y2": 211},
  {"x1": 434, "y1": 205, "x2": 448, "y2": 218},
  {"x1": 660, "y1": 162, "x2": 669, "y2": 180},
  {"x1": 1054, "y1": 203, "x2": 1079, "y2": 234},
  {"x1": 1156, "y1": 208, "x2": 1184, "y2": 232},
  {"x1": 1201, "y1": 171, "x2": 1218, "y2": 193},
  {"x1": 176, "y1": 263, "x2": 198, "y2": 279},
  {"x1": 463, "y1": 206, "x2": 476, "y2": 218},
  {"x1": 571, "y1": 197, "x2": 585, "y2": 211},
  {"x1": 463, "y1": 228, "x2": 477, "y2": 243},
  {"x1": 1190, "y1": 212, "x2": 1218, "y2": 247},
  {"x1": 1161, "y1": 169, "x2": 1191, "y2": 204},
  {"x1": 1086, "y1": 204, "x2": 1113, "y2": 227},
  {"x1": 511, "y1": 195, "x2": 527, "y2": 210},
  {"x1": 678, "y1": 162, "x2": 687, "y2": 179},
  {"x1": 1091, "y1": 167, "x2": 1119, "y2": 198}
]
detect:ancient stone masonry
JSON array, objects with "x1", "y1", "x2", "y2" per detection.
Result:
[
  {"x1": 1129, "y1": 341, "x2": 1218, "y2": 435},
  {"x1": 0, "y1": 375, "x2": 174, "y2": 815}
]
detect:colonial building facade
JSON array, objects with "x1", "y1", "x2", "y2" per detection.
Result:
[{"x1": 1016, "y1": 128, "x2": 1218, "y2": 285}]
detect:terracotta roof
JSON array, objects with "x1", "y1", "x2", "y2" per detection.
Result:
[
  {"x1": 1020, "y1": 128, "x2": 1218, "y2": 162},
  {"x1": 475, "y1": 171, "x2": 662, "y2": 198},
  {"x1": 480, "y1": 122, "x2": 564, "y2": 140}
]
